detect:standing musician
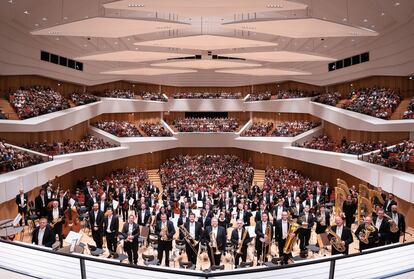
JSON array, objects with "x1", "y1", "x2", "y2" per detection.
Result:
[
  {"x1": 103, "y1": 208, "x2": 119, "y2": 257},
  {"x1": 342, "y1": 195, "x2": 357, "y2": 228},
  {"x1": 203, "y1": 217, "x2": 226, "y2": 267},
  {"x1": 328, "y1": 216, "x2": 353, "y2": 255},
  {"x1": 355, "y1": 216, "x2": 379, "y2": 252},
  {"x1": 198, "y1": 208, "x2": 211, "y2": 232},
  {"x1": 180, "y1": 212, "x2": 202, "y2": 265},
  {"x1": 57, "y1": 190, "x2": 68, "y2": 212},
  {"x1": 48, "y1": 200, "x2": 64, "y2": 248},
  {"x1": 231, "y1": 219, "x2": 251, "y2": 267},
  {"x1": 389, "y1": 205, "x2": 406, "y2": 243},
  {"x1": 155, "y1": 213, "x2": 175, "y2": 266},
  {"x1": 275, "y1": 211, "x2": 294, "y2": 265},
  {"x1": 89, "y1": 202, "x2": 104, "y2": 249},
  {"x1": 372, "y1": 209, "x2": 390, "y2": 246},
  {"x1": 15, "y1": 189, "x2": 28, "y2": 226},
  {"x1": 119, "y1": 187, "x2": 129, "y2": 223},
  {"x1": 137, "y1": 203, "x2": 151, "y2": 226},
  {"x1": 35, "y1": 188, "x2": 48, "y2": 218},
  {"x1": 121, "y1": 215, "x2": 139, "y2": 265},
  {"x1": 273, "y1": 198, "x2": 286, "y2": 223},
  {"x1": 236, "y1": 203, "x2": 251, "y2": 226},
  {"x1": 315, "y1": 205, "x2": 330, "y2": 234},
  {"x1": 32, "y1": 218, "x2": 55, "y2": 248},
  {"x1": 298, "y1": 205, "x2": 315, "y2": 254},
  {"x1": 255, "y1": 212, "x2": 273, "y2": 264}
]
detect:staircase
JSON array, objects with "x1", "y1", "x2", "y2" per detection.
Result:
[
  {"x1": 147, "y1": 169, "x2": 163, "y2": 191},
  {"x1": 390, "y1": 98, "x2": 411, "y2": 120},
  {"x1": 0, "y1": 98, "x2": 19, "y2": 120},
  {"x1": 253, "y1": 169, "x2": 266, "y2": 187}
]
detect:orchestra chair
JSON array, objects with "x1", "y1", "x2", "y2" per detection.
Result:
[
  {"x1": 175, "y1": 239, "x2": 186, "y2": 255},
  {"x1": 142, "y1": 254, "x2": 159, "y2": 266},
  {"x1": 179, "y1": 261, "x2": 195, "y2": 270},
  {"x1": 238, "y1": 261, "x2": 254, "y2": 268}
]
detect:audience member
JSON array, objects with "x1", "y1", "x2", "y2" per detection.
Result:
[
  {"x1": 71, "y1": 92, "x2": 100, "y2": 106},
  {"x1": 92, "y1": 121, "x2": 142, "y2": 137},
  {"x1": 173, "y1": 117, "x2": 239, "y2": 132},
  {"x1": 0, "y1": 140, "x2": 46, "y2": 174},
  {"x1": 139, "y1": 122, "x2": 172, "y2": 137},
  {"x1": 313, "y1": 92, "x2": 341, "y2": 106}
]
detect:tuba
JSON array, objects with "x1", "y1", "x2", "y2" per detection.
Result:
[
  {"x1": 383, "y1": 213, "x2": 399, "y2": 233},
  {"x1": 359, "y1": 224, "x2": 375, "y2": 244},
  {"x1": 325, "y1": 226, "x2": 346, "y2": 252},
  {"x1": 283, "y1": 222, "x2": 300, "y2": 254}
]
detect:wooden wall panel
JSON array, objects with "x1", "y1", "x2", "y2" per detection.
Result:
[
  {"x1": 0, "y1": 121, "x2": 89, "y2": 145},
  {"x1": 90, "y1": 112, "x2": 161, "y2": 124},
  {"x1": 323, "y1": 120, "x2": 409, "y2": 144},
  {"x1": 87, "y1": 81, "x2": 159, "y2": 95},
  {"x1": 253, "y1": 81, "x2": 324, "y2": 94},
  {"x1": 252, "y1": 112, "x2": 319, "y2": 123}
]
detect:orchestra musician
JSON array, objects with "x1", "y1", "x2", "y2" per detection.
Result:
[
  {"x1": 48, "y1": 200, "x2": 64, "y2": 247},
  {"x1": 121, "y1": 215, "x2": 139, "y2": 265},
  {"x1": 57, "y1": 190, "x2": 68, "y2": 212},
  {"x1": 255, "y1": 212, "x2": 273, "y2": 264},
  {"x1": 342, "y1": 195, "x2": 357, "y2": 228},
  {"x1": 32, "y1": 217, "x2": 55, "y2": 248},
  {"x1": 329, "y1": 216, "x2": 353, "y2": 255},
  {"x1": 203, "y1": 217, "x2": 226, "y2": 267},
  {"x1": 181, "y1": 212, "x2": 202, "y2": 265},
  {"x1": 155, "y1": 213, "x2": 175, "y2": 266},
  {"x1": 315, "y1": 205, "x2": 330, "y2": 234},
  {"x1": 15, "y1": 189, "x2": 28, "y2": 226},
  {"x1": 198, "y1": 208, "x2": 211, "y2": 232},
  {"x1": 275, "y1": 211, "x2": 294, "y2": 265},
  {"x1": 137, "y1": 203, "x2": 151, "y2": 226},
  {"x1": 35, "y1": 188, "x2": 48, "y2": 218},
  {"x1": 103, "y1": 207, "x2": 119, "y2": 257},
  {"x1": 254, "y1": 203, "x2": 269, "y2": 222},
  {"x1": 119, "y1": 187, "x2": 129, "y2": 222},
  {"x1": 236, "y1": 203, "x2": 251, "y2": 226},
  {"x1": 355, "y1": 216, "x2": 379, "y2": 252},
  {"x1": 372, "y1": 209, "x2": 390, "y2": 246},
  {"x1": 273, "y1": 198, "x2": 286, "y2": 223},
  {"x1": 383, "y1": 193, "x2": 397, "y2": 213},
  {"x1": 389, "y1": 205, "x2": 406, "y2": 243},
  {"x1": 231, "y1": 219, "x2": 251, "y2": 267},
  {"x1": 89, "y1": 202, "x2": 104, "y2": 249},
  {"x1": 298, "y1": 205, "x2": 315, "y2": 254}
]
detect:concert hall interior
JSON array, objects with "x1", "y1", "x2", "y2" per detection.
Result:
[{"x1": 0, "y1": 1, "x2": 414, "y2": 279}]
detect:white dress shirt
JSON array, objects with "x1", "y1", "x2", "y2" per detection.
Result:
[
  {"x1": 107, "y1": 216, "x2": 112, "y2": 233},
  {"x1": 189, "y1": 222, "x2": 196, "y2": 238},
  {"x1": 38, "y1": 228, "x2": 45, "y2": 246},
  {"x1": 375, "y1": 218, "x2": 383, "y2": 230},
  {"x1": 282, "y1": 220, "x2": 288, "y2": 239},
  {"x1": 336, "y1": 225, "x2": 343, "y2": 238}
]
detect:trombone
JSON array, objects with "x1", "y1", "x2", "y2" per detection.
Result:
[{"x1": 178, "y1": 225, "x2": 198, "y2": 255}]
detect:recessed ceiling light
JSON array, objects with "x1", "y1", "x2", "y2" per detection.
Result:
[
  {"x1": 128, "y1": 4, "x2": 144, "y2": 7},
  {"x1": 48, "y1": 31, "x2": 59, "y2": 35},
  {"x1": 394, "y1": 2, "x2": 400, "y2": 6},
  {"x1": 363, "y1": 19, "x2": 368, "y2": 22},
  {"x1": 84, "y1": 16, "x2": 89, "y2": 19},
  {"x1": 322, "y1": 17, "x2": 327, "y2": 20},
  {"x1": 371, "y1": 25, "x2": 375, "y2": 28},
  {"x1": 34, "y1": 23, "x2": 39, "y2": 27},
  {"x1": 23, "y1": 10, "x2": 30, "y2": 15},
  {"x1": 55, "y1": 37, "x2": 59, "y2": 40},
  {"x1": 409, "y1": 76, "x2": 413, "y2": 80},
  {"x1": 8, "y1": 0, "x2": 12, "y2": 3},
  {"x1": 84, "y1": 44, "x2": 87, "y2": 47},
  {"x1": 127, "y1": 38, "x2": 130, "y2": 41},
  {"x1": 351, "y1": 39, "x2": 355, "y2": 42},
  {"x1": 324, "y1": 45, "x2": 328, "y2": 48},
  {"x1": 381, "y1": 12, "x2": 385, "y2": 16},
  {"x1": 267, "y1": 4, "x2": 283, "y2": 8},
  {"x1": 42, "y1": 17, "x2": 47, "y2": 21},
  {"x1": 342, "y1": 18, "x2": 347, "y2": 21},
  {"x1": 135, "y1": 47, "x2": 138, "y2": 50}
]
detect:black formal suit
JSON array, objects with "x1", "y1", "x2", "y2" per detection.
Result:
[
  {"x1": 181, "y1": 221, "x2": 202, "y2": 265},
  {"x1": 32, "y1": 225, "x2": 55, "y2": 247},
  {"x1": 275, "y1": 219, "x2": 293, "y2": 264},
  {"x1": 315, "y1": 211, "x2": 331, "y2": 234},
  {"x1": 57, "y1": 196, "x2": 68, "y2": 211},
  {"x1": 355, "y1": 223, "x2": 379, "y2": 252},
  {"x1": 383, "y1": 199, "x2": 397, "y2": 213},
  {"x1": 342, "y1": 200, "x2": 357, "y2": 228},
  {"x1": 236, "y1": 210, "x2": 251, "y2": 226},
  {"x1": 155, "y1": 220, "x2": 176, "y2": 266},
  {"x1": 89, "y1": 209, "x2": 104, "y2": 249},
  {"x1": 273, "y1": 205, "x2": 286, "y2": 224},
  {"x1": 329, "y1": 225, "x2": 353, "y2": 255},
  {"x1": 119, "y1": 192, "x2": 129, "y2": 222},
  {"x1": 15, "y1": 193, "x2": 28, "y2": 225},
  {"x1": 198, "y1": 216, "x2": 211, "y2": 231},
  {"x1": 103, "y1": 215, "x2": 119, "y2": 253},
  {"x1": 389, "y1": 212, "x2": 406, "y2": 243},
  {"x1": 372, "y1": 217, "x2": 391, "y2": 246},
  {"x1": 298, "y1": 212, "x2": 315, "y2": 252},
  {"x1": 35, "y1": 194, "x2": 48, "y2": 218},
  {"x1": 48, "y1": 208, "x2": 64, "y2": 247},
  {"x1": 291, "y1": 203, "x2": 304, "y2": 218},
  {"x1": 121, "y1": 222, "x2": 139, "y2": 264},
  {"x1": 254, "y1": 210, "x2": 269, "y2": 222},
  {"x1": 86, "y1": 197, "x2": 98, "y2": 212},
  {"x1": 322, "y1": 187, "x2": 332, "y2": 202},
  {"x1": 177, "y1": 216, "x2": 189, "y2": 227},
  {"x1": 254, "y1": 221, "x2": 273, "y2": 263},
  {"x1": 203, "y1": 225, "x2": 227, "y2": 266},
  {"x1": 137, "y1": 209, "x2": 151, "y2": 226},
  {"x1": 231, "y1": 227, "x2": 251, "y2": 266},
  {"x1": 98, "y1": 200, "x2": 109, "y2": 213},
  {"x1": 284, "y1": 197, "x2": 294, "y2": 208}
]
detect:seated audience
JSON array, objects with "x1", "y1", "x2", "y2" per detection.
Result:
[
  {"x1": 0, "y1": 140, "x2": 46, "y2": 173},
  {"x1": 103, "y1": 90, "x2": 135, "y2": 99},
  {"x1": 141, "y1": 92, "x2": 167, "y2": 102},
  {"x1": 21, "y1": 135, "x2": 118, "y2": 156},
  {"x1": 173, "y1": 117, "x2": 239, "y2": 132},
  {"x1": 8, "y1": 86, "x2": 70, "y2": 119},
  {"x1": 70, "y1": 92, "x2": 100, "y2": 106},
  {"x1": 172, "y1": 92, "x2": 242, "y2": 99},
  {"x1": 92, "y1": 121, "x2": 142, "y2": 137},
  {"x1": 275, "y1": 89, "x2": 319, "y2": 99},
  {"x1": 341, "y1": 87, "x2": 400, "y2": 119},
  {"x1": 0, "y1": 109, "x2": 8, "y2": 119},
  {"x1": 241, "y1": 122, "x2": 274, "y2": 136},
  {"x1": 139, "y1": 122, "x2": 172, "y2": 137},
  {"x1": 402, "y1": 97, "x2": 414, "y2": 119},
  {"x1": 246, "y1": 92, "x2": 272, "y2": 102},
  {"x1": 313, "y1": 92, "x2": 341, "y2": 106},
  {"x1": 271, "y1": 121, "x2": 320, "y2": 137}
]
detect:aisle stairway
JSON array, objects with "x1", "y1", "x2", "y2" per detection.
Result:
[
  {"x1": 253, "y1": 169, "x2": 265, "y2": 187},
  {"x1": 390, "y1": 98, "x2": 411, "y2": 120},
  {"x1": 147, "y1": 169, "x2": 162, "y2": 191},
  {"x1": 0, "y1": 98, "x2": 19, "y2": 120}
]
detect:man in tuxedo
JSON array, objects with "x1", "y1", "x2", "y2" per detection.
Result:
[
  {"x1": 329, "y1": 216, "x2": 353, "y2": 255},
  {"x1": 355, "y1": 216, "x2": 379, "y2": 252},
  {"x1": 275, "y1": 211, "x2": 295, "y2": 265},
  {"x1": 32, "y1": 218, "x2": 55, "y2": 247},
  {"x1": 303, "y1": 193, "x2": 317, "y2": 210},
  {"x1": 284, "y1": 192, "x2": 294, "y2": 208},
  {"x1": 119, "y1": 187, "x2": 129, "y2": 222},
  {"x1": 35, "y1": 188, "x2": 48, "y2": 218},
  {"x1": 231, "y1": 219, "x2": 251, "y2": 267},
  {"x1": 155, "y1": 213, "x2": 176, "y2": 266},
  {"x1": 98, "y1": 194, "x2": 108, "y2": 214},
  {"x1": 198, "y1": 208, "x2": 211, "y2": 232},
  {"x1": 177, "y1": 210, "x2": 189, "y2": 227},
  {"x1": 89, "y1": 203, "x2": 104, "y2": 249},
  {"x1": 383, "y1": 194, "x2": 397, "y2": 213},
  {"x1": 292, "y1": 196, "x2": 304, "y2": 218},
  {"x1": 388, "y1": 205, "x2": 406, "y2": 243},
  {"x1": 298, "y1": 205, "x2": 315, "y2": 253},
  {"x1": 255, "y1": 203, "x2": 269, "y2": 222},
  {"x1": 203, "y1": 217, "x2": 226, "y2": 267},
  {"x1": 236, "y1": 203, "x2": 251, "y2": 226},
  {"x1": 137, "y1": 203, "x2": 151, "y2": 226},
  {"x1": 342, "y1": 195, "x2": 357, "y2": 228},
  {"x1": 273, "y1": 198, "x2": 286, "y2": 223},
  {"x1": 48, "y1": 200, "x2": 64, "y2": 247},
  {"x1": 322, "y1": 183, "x2": 332, "y2": 203},
  {"x1": 121, "y1": 215, "x2": 139, "y2": 264},
  {"x1": 15, "y1": 189, "x2": 28, "y2": 226},
  {"x1": 373, "y1": 209, "x2": 390, "y2": 246},
  {"x1": 87, "y1": 191, "x2": 98, "y2": 212},
  {"x1": 57, "y1": 190, "x2": 68, "y2": 212},
  {"x1": 255, "y1": 212, "x2": 273, "y2": 264},
  {"x1": 103, "y1": 207, "x2": 119, "y2": 257},
  {"x1": 181, "y1": 212, "x2": 202, "y2": 265},
  {"x1": 315, "y1": 205, "x2": 330, "y2": 234}
]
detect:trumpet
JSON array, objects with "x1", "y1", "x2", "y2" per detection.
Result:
[
  {"x1": 383, "y1": 213, "x2": 399, "y2": 233},
  {"x1": 325, "y1": 226, "x2": 346, "y2": 252}
]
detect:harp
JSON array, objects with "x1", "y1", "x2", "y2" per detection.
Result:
[
  {"x1": 334, "y1": 187, "x2": 348, "y2": 216},
  {"x1": 357, "y1": 195, "x2": 373, "y2": 223},
  {"x1": 369, "y1": 189, "x2": 385, "y2": 206},
  {"x1": 336, "y1": 178, "x2": 351, "y2": 196}
]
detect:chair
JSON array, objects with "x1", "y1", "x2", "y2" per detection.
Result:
[
  {"x1": 238, "y1": 261, "x2": 254, "y2": 268},
  {"x1": 142, "y1": 254, "x2": 159, "y2": 266},
  {"x1": 179, "y1": 261, "x2": 195, "y2": 270},
  {"x1": 175, "y1": 239, "x2": 186, "y2": 254}
]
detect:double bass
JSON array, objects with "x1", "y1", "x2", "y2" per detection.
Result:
[{"x1": 62, "y1": 196, "x2": 81, "y2": 237}]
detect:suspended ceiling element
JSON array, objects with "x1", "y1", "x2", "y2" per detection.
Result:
[
  {"x1": 103, "y1": 0, "x2": 307, "y2": 16},
  {"x1": 225, "y1": 51, "x2": 336, "y2": 62},
  {"x1": 101, "y1": 68, "x2": 197, "y2": 75},
  {"x1": 76, "y1": 50, "x2": 193, "y2": 62},
  {"x1": 151, "y1": 60, "x2": 261, "y2": 69},
  {"x1": 215, "y1": 68, "x2": 311, "y2": 76},
  {"x1": 31, "y1": 17, "x2": 190, "y2": 38},
  {"x1": 223, "y1": 18, "x2": 379, "y2": 38},
  {"x1": 134, "y1": 35, "x2": 278, "y2": 50}
]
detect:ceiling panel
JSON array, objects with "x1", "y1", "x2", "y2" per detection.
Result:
[
  {"x1": 101, "y1": 67, "x2": 197, "y2": 75},
  {"x1": 31, "y1": 17, "x2": 190, "y2": 38},
  {"x1": 151, "y1": 60, "x2": 261, "y2": 69},
  {"x1": 215, "y1": 68, "x2": 311, "y2": 76},
  {"x1": 224, "y1": 51, "x2": 335, "y2": 62},
  {"x1": 76, "y1": 50, "x2": 193, "y2": 62},
  {"x1": 223, "y1": 18, "x2": 379, "y2": 38}
]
